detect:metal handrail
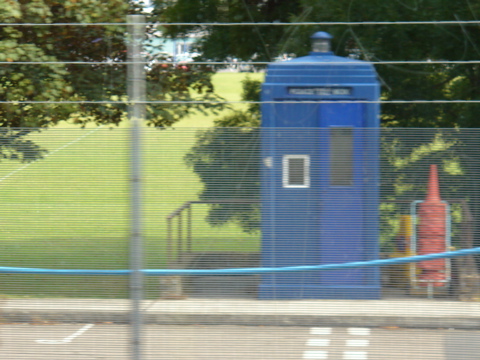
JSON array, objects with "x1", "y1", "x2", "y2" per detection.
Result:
[{"x1": 165, "y1": 199, "x2": 260, "y2": 266}]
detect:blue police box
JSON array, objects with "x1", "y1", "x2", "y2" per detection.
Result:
[{"x1": 259, "y1": 32, "x2": 381, "y2": 299}]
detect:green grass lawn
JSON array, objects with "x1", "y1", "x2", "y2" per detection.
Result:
[{"x1": 0, "y1": 73, "x2": 262, "y2": 299}]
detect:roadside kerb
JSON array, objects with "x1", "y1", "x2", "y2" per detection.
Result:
[{"x1": 2, "y1": 298, "x2": 480, "y2": 330}]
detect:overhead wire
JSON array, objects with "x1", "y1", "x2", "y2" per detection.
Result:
[
  {"x1": 1, "y1": 60, "x2": 480, "y2": 65},
  {"x1": 2, "y1": 100, "x2": 480, "y2": 105},
  {"x1": 1, "y1": 20, "x2": 479, "y2": 105},
  {"x1": 2, "y1": 20, "x2": 480, "y2": 26}
]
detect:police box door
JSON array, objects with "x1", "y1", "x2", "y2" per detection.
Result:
[{"x1": 318, "y1": 102, "x2": 366, "y2": 286}]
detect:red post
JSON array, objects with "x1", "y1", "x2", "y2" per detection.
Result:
[{"x1": 417, "y1": 164, "x2": 447, "y2": 286}]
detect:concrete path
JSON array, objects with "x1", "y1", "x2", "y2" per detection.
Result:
[{"x1": 2, "y1": 297, "x2": 480, "y2": 329}]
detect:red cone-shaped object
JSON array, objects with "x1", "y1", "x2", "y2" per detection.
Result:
[
  {"x1": 417, "y1": 164, "x2": 447, "y2": 286},
  {"x1": 425, "y1": 164, "x2": 441, "y2": 202}
]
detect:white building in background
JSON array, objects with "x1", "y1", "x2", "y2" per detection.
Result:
[
  {"x1": 147, "y1": 32, "x2": 200, "y2": 62},
  {"x1": 136, "y1": 0, "x2": 200, "y2": 62}
]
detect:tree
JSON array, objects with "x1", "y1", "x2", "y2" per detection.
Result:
[
  {"x1": 152, "y1": 0, "x2": 301, "y2": 61},
  {"x1": 156, "y1": 0, "x2": 480, "y2": 127},
  {"x1": 0, "y1": 0, "x2": 223, "y2": 161},
  {"x1": 285, "y1": 0, "x2": 480, "y2": 128},
  {"x1": 184, "y1": 77, "x2": 261, "y2": 232}
]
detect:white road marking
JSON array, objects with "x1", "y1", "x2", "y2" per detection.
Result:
[
  {"x1": 346, "y1": 339, "x2": 370, "y2": 347},
  {"x1": 306, "y1": 327, "x2": 371, "y2": 359},
  {"x1": 307, "y1": 338, "x2": 331, "y2": 347},
  {"x1": 343, "y1": 351, "x2": 368, "y2": 360},
  {"x1": 310, "y1": 327, "x2": 332, "y2": 335},
  {"x1": 36, "y1": 324, "x2": 94, "y2": 345},
  {"x1": 303, "y1": 350, "x2": 329, "y2": 359},
  {"x1": 347, "y1": 328, "x2": 371, "y2": 336}
]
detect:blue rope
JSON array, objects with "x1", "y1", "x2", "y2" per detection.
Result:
[{"x1": 1, "y1": 247, "x2": 479, "y2": 276}]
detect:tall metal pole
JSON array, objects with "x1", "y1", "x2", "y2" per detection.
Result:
[{"x1": 127, "y1": 14, "x2": 146, "y2": 360}]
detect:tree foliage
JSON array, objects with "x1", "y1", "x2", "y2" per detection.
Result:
[
  {"x1": 286, "y1": 0, "x2": 480, "y2": 128},
  {"x1": 184, "y1": 77, "x2": 261, "y2": 232},
  {"x1": 156, "y1": 0, "x2": 480, "y2": 127},
  {"x1": 0, "y1": 0, "x2": 223, "y2": 161},
  {"x1": 153, "y1": 0, "x2": 301, "y2": 61},
  {"x1": 1, "y1": 0, "x2": 129, "y2": 128}
]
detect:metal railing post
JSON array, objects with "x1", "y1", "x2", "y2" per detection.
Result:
[
  {"x1": 127, "y1": 14, "x2": 146, "y2": 360},
  {"x1": 167, "y1": 217, "x2": 172, "y2": 266},
  {"x1": 178, "y1": 213, "x2": 183, "y2": 261},
  {"x1": 187, "y1": 204, "x2": 192, "y2": 253}
]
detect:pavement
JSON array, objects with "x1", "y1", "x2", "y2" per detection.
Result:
[{"x1": 2, "y1": 289, "x2": 480, "y2": 330}]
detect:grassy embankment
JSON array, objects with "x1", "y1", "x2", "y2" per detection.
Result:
[{"x1": 0, "y1": 72, "x2": 264, "y2": 298}]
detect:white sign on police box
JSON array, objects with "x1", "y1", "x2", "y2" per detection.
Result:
[{"x1": 287, "y1": 87, "x2": 352, "y2": 96}]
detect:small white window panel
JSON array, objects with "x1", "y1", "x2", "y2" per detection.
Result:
[{"x1": 283, "y1": 155, "x2": 310, "y2": 188}]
